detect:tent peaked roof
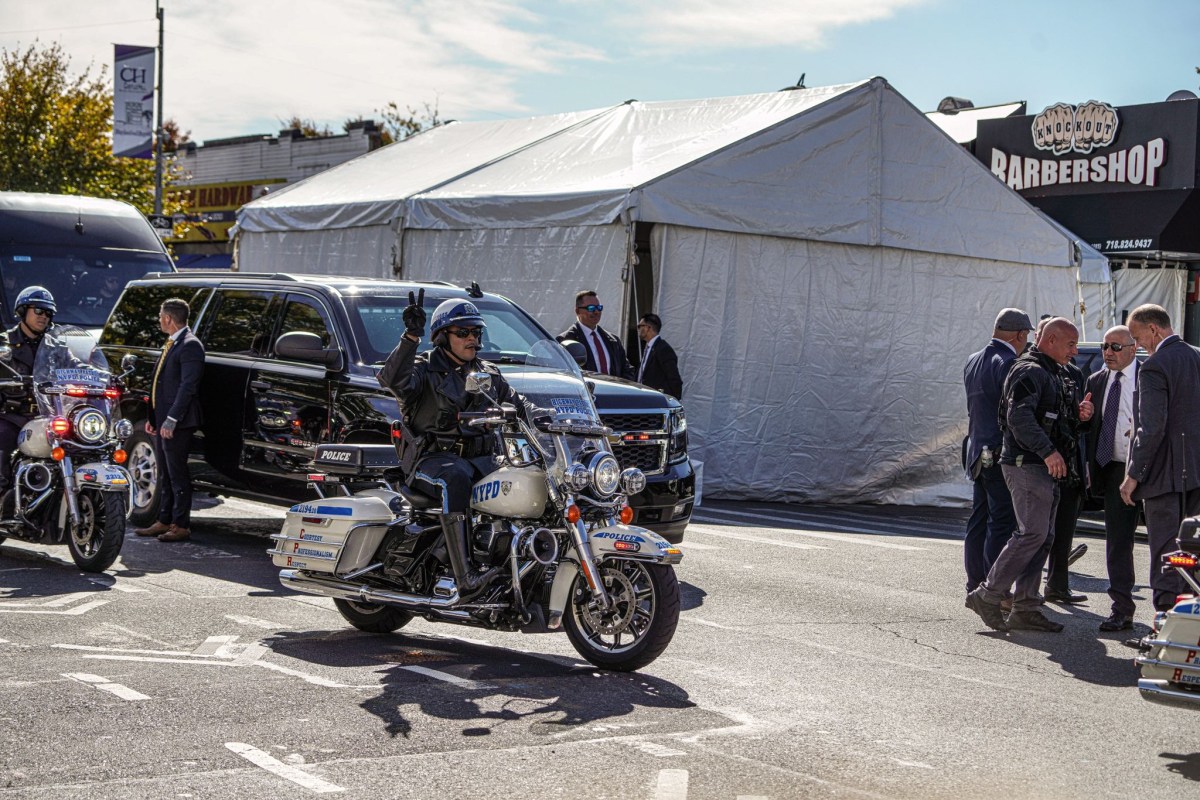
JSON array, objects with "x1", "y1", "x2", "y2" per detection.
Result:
[{"x1": 239, "y1": 77, "x2": 1083, "y2": 268}]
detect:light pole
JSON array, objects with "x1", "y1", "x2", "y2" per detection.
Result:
[{"x1": 153, "y1": 0, "x2": 165, "y2": 215}]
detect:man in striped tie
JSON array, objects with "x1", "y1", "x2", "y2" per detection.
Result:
[
  {"x1": 557, "y1": 290, "x2": 634, "y2": 380},
  {"x1": 1084, "y1": 325, "x2": 1140, "y2": 631}
]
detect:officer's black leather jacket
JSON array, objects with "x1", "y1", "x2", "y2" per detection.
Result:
[
  {"x1": 377, "y1": 336, "x2": 526, "y2": 455},
  {"x1": 998, "y1": 347, "x2": 1082, "y2": 472},
  {"x1": 0, "y1": 323, "x2": 43, "y2": 416}
]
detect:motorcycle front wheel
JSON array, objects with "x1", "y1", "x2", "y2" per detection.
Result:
[
  {"x1": 333, "y1": 598, "x2": 414, "y2": 633},
  {"x1": 68, "y1": 490, "x2": 126, "y2": 573},
  {"x1": 563, "y1": 560, "x2": 680, "y2": 672}
]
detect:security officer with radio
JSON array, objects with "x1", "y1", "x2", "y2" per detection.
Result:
[
  {"x1": 378, "y1": 290, "x2": 533, "y2": 597},
  {"x1": 965, "y1": 318, "x2": 1094, "y2": 633},
  {"x1": 0, "y1": 286, "x2": 58, "y2": 493}
]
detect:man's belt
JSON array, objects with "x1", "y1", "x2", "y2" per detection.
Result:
[{"x1": 431, "y1": 436, "x2": 488, "y2": 458}]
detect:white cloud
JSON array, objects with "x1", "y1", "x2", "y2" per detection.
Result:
[
  {"x1": 0, "y1": 0, "x2": 600, "y2": 139},
  {"x1": 629, "y1": 0, "x2": 931, "y2": 50}
]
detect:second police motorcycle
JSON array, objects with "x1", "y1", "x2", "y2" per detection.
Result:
[
  {"x1": 270, "y1": 338, "x2": 684, "y2": 671},
  {"x1": 0, "y1": 322, "x2": 135, "y2": 572}
]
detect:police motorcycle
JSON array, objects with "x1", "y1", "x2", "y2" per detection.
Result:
[
  {"x1": 1136, "y1": 517, "x2": 1200, "y2": 708},
  {"x1": 0, "y1": 326, "x2": 136, "y2": 572},
  {"x1": 271, "y1": 339, "x2": 684, "y2": 671}
]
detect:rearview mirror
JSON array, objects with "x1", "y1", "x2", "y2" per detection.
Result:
[
  {"x1": 120, "y1": 354, "x2": 138, "y2": 371},
  {"x1": 275, "y1": 331, "x2": 342, "y2": 369},
  {"x1": 561, "y1": 339, "x2": 587, "y2": 366},
  {"x1": 465, "y1": 371, "x2": 493, "y2": 394}
]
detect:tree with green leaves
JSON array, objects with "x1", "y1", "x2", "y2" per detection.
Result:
[{"x1": 0, "y1": 41, "x2": 186, "y2": 219}]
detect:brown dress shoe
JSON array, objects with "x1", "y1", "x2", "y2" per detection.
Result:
[
  {"x1": 157, "y1": 526, "x2": 190, "y2": 542},
  {"x1": 135, "y1": 521, "x2": 172, "y2": 537}
]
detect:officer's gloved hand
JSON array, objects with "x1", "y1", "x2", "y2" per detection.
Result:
[{"x1": 403, "y1": 289, "x2": 426, "y2": 338}]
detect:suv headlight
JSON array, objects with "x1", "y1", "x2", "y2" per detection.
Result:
[
  {"x1": 589, "y1": 452, "x2": 621, "y2": 496},
  {"x1": 668, "y1": 408, "x2": 688, "y2": 459},
  {"x1": 72, "y1": 408, "x2": 108, "y2": 444}
]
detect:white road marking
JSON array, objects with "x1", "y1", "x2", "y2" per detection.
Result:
[
  {"x1": 0, "y1": 599, "x2": 110, "y2": 615},
  {"x1": 687, "y1": 525, "x2": 826, "y2": 550},
  {"x1": 737, "y1": 796, "x2": 770, "y2": 800},
  {"x1": 684, "y1": 617, "x2": 739, "y2": 631},
  {"x1": 55, "y1": 644, "x2": 200, "y2": 657},
  {"x1": 890, "y1": 758, "x2": 934, "y2": 769},
  {"x1": 44, "y1": 592, "x2": 101, "y2": 607},
  {"x1": 85, "y1": 575, "x2": 149, "y2": 592},
  {"x1": 654, "y1": 769, "x2": 689, "y2": 800},
  {"x1": 255, "y1": 661, "x2": 375, "y2": 690},
  {"x1": 81, "y1": 654, "x2": 237, "y2": 667},
  {"x1": 225, "y1": 742, "x2": 345, "y2": 794},
  {"x1": 234, "y1": 643, "x2": 270, "y2": 666},
  {"x1": 225, "y1": 614, "x2": 289, "y2": 629},
  {"x1": 631, "y1": 741, "x2": 688, "y2": 757},
  {"x1": 400, "y1": 664, "x2": 494, "y2": 690},
  {"x1": 193, "y1": 635, "x2": 239, "y2": 656},
  {"x1": 62, "y1": 672, "x2": 150, "y2": 701},
  {"x1": 676, "y1": 540, "x2": 720, "y2": 550},
  {"x1": 694, "y1": 509, "x2": 926, "y2": 550}
]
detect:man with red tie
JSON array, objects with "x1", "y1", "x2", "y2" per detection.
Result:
[{"x1": 557, "y1": 290, "x2": 635, "y2": 380}]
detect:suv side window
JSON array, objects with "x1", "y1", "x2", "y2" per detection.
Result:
[
  {"x1": 203, "y1": 290, "x2": 274, "y2": 355},
  {"x1": 275, "y1": 294, "x2": 334, "y2": 352},
  {"x1": 100, "y1": 285, "x2": 210, "y2": 347}
]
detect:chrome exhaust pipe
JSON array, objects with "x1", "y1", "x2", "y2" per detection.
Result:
[
  {"x1": 18, "y1": 462, "x2": 52, "y2": 493},
  {"x1": 525, "y1": 527, "x2": 558, "y2": 566},
  {"x1": 280, "y1": 569, "x2": 463, "y2": 610}
]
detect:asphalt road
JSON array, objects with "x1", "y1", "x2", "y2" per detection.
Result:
[{"x1": 1, "y1": 495, "x2": 1197, "y2": 799}]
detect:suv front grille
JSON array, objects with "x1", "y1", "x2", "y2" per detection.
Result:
[
  {"x1": 612, "y1": 442, "x2": 667, "y2": 475},
  {"x1": 601, "y1": 412, "x2": 666, "y2": 433},
  {"x1": 601, "y1": 411, "x2": 669, "y2": 476}
]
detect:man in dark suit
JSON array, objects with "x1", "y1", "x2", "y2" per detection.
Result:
[
  {"x1": 1122, "y1": 304, "x2": 1200, "y2": 613},
  {"x1": 557, "y1": 290, "x2": 635, "y2": 380},
  {"x1": 961, "y1": 308, "x2": 1030, "y2": 595},
  {"x1": 1086, "y1": 324, "x2": 1141, "y2": 631},
  {"x1": 133, "y1": 298, "x2": 204, "y2": 543},
  {"x1": 635, "y1": 313, "x2": 682, "y2": 400}
]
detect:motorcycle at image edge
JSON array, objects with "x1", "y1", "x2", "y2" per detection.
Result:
[
  {"x1": 0, "y1": 327, "x2": 137, "y2": 572},
  {"x1": 270, "y1": 338, "x2": 684, "y2": 671},
  {"x1": 1136, "y1": 515, "x2": 1200, "y2": 708}
]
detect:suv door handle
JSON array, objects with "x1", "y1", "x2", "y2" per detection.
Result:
[{"x1": 250, "y1": 380, "x2": 272, "y2": 391}]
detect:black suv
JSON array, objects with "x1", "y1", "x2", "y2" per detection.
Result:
[{"x1": 98, "y1": 273, "x2": 694, "y2": 541}]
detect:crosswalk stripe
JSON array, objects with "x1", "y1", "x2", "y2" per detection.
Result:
[{"x1": 63, "y1": 672, "x2": 150, "y2": 701}]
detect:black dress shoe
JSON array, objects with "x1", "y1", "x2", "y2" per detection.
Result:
[
  {"x1": 966, "y1": 589, "x2": 1008, "y2": 632},
  {"x1": 1043, "y1": 590, "x2": 1087, "y2": 604},
  {"x1": 1006, "y1": 609, "x2": 1064, "y2": 632},
  {"x1": 1099, "y1": 612, "x2": 1134, "y2": 631},
  {"x1": 1066, "y1": 543, "x2": 1088, "y2": 566}
]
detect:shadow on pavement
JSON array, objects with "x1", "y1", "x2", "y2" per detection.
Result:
[{"x1": 1161, "y1": 752, "x2": 1200, "y2": 782}]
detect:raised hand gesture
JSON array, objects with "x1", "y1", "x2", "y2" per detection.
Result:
[{"x1": 403, "y1": 288, "x2": 426, "y2": 338}]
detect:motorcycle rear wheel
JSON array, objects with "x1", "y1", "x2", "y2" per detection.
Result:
[
  {"x1": 333, "y1": 598, "x2": 414, "y2": 633},
  {"x1": 67, "y1": 490, "x2": 126, "y2": 573},
  {"x1": 563, "y1": 560, "x2": 680, "y2": 672}
]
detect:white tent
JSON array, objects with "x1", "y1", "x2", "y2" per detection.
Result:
[{"x1": 237, "y1": 77, "x2": 1098, "y2": 505}]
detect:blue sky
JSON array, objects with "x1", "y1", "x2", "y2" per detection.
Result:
[{"x1": 1, "y1": 0, "x2": 1196, "y2": 142}]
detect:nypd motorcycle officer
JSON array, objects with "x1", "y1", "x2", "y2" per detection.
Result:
[
  {"x1": 0, "y1": 286, "x2": 58, "y2": 496},
  {"x1": 378, "y1": 290, "x2": 539, "y2": 598}
]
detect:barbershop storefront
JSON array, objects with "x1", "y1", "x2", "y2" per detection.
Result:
[{"x1": 975, "y1": 96, "x2": 1200, "y2": 341}]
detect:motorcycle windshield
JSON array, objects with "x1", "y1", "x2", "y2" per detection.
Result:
[
  {"x1": 32, "y1": 326, "x2": 112, "y2": 415},
  {"x1": 506, "y1": 340, "x2": 610, "y2": 466}
]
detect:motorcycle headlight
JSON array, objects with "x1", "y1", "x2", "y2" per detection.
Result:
[
  {"x1": 565, "y1": 463, "x2": 591, "y2": 492},
  {"x1": 589, "y1": 452, "x2": 622, "y2": 497},
  {"x1": 620, "y1": 467, "x2": 646, "y2": 495},
  {"x1": 72, "y1": 408, "x2": 108, "y2": 444},
  {"x1": 113, "y1": 418, "x2": 133, "y2": 439}
]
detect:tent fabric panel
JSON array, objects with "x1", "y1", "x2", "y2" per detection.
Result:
[
  {"x1": 401, "y1": 225, "x2": 629, "y2": 330},
  {"x1": 235, "y1": 225, "x2": 396, "y2": 278},
  {"x1": 405, "y1": 82, "x2": 870, "y2": 230},
  {"x1": 237, "y1": 108, "x2": 611, "y2": 232},
  {"x1": 652, "y1": 224, "x2": 1077, "y2": 506},
  {"x1": 1112, "y1": 267, "x2": 1187, "y2": 327},
  {"x1": 877, "y1": 89, "x2": 1076, "y2": 269},
  {"x1": 635, "y1": 84, "x2": 880, "y2": 246}
]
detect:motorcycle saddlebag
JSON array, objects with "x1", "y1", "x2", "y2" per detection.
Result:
[
  {"x1": 313, "y1": 443, "x2": 400, "y2": 477},
  {"x1": 270, "y1": 495, "x2": 392, "y2": 574}
]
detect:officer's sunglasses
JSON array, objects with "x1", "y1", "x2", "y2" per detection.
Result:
[
  {"x1": 576, "y1": 304, "x2": 603, "y2": 312},
  {"x1": 448, "y1": 327, "x2": 483, "y2": 339},
  {"x1": 1101, "y1": 342, "x2": 1134, "y2": 352},
  {"x1": 30, "y1": 308, "x2": 52, "y2": 318}
]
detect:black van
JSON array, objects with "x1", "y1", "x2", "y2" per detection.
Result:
[{"x1": 0, "y1": 192, "x2": 175, "y2": 332}]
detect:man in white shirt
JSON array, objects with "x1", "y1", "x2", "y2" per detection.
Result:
[{"x1": 1084, "y1": 325, "x2": 1140, "y2": 631}]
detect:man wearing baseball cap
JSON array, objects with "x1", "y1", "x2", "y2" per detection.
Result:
[{"x1": 962, "y1": 308, "x2": 1033, "y2": 605}]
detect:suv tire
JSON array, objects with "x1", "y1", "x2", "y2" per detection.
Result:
[{"x1": 125, "y1": 429, "x2": 163, "y2": 527}]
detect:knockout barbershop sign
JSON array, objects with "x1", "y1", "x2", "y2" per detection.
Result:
[{"x1": 989, "y1": 101, "x2": 1166, "y2": 191}]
